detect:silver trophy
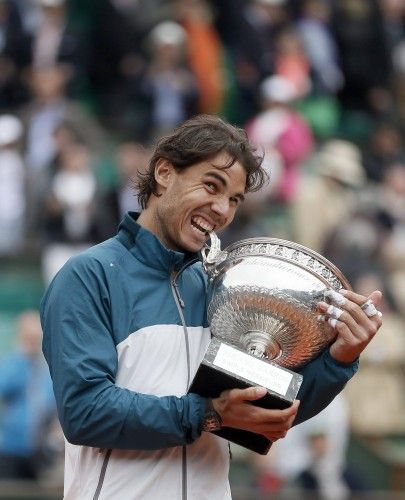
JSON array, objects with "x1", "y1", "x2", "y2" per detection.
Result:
[{"x1": 189, "y1": 233, "x2": 351, "y2": 454}]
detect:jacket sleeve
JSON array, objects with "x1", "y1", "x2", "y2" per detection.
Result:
[
  {"x1": 40, "y1": 255, "x2": 207, "y2": 450},
  {"x1": 293, "y1": 349, "x2": 358, "y2": 426}
]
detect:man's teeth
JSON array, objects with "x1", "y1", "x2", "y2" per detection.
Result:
[{"x1": 191, "y1": 216, "x2": 214, "y2": 234}]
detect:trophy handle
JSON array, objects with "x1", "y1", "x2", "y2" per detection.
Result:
[{"x1": 201, "y1": 232, "x2": 228, "y2": 276}]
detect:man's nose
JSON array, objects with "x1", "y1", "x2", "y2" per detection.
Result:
[{"x1": 211, "y1": 197, "x2": 230, "y2": 217}]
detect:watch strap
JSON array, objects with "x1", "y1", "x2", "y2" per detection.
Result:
[{"x1": 201, "y1": 399, "x2": 223, "y2": 432}]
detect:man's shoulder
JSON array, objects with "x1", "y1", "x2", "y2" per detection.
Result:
[
  {"x1": 46, "y1": 238, "x2": 126, "y2": 290},
  {"x1": 41, "y1": 239, "x2": 125, "y2": 310},
  {"x1": 65, "y1": 238, "x2": 124, "y2": 270}
]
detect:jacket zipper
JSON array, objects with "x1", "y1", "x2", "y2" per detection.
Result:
[
  {"x1": 171, "y1": 275, "x2": 191, "y2": 388},
  {"x1": 171, "y1": 271, "x2": 192, "y2": 500},
  {"x1": 92, "y1": 448, "x2": 112, "y2": 500}
]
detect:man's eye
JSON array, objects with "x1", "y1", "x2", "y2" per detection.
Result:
[
  {"x1": 230, "y1": 197, "x2": 240, "y2": 206},
  {"x1": 205, "y1": 182, "x2": 216, "y2": 192}
]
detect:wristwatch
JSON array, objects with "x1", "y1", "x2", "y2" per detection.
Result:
[{"x1": 201, "y1": 399, "x2": 223, "y2": 432}]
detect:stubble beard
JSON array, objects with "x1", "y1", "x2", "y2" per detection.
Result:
[{"x1": 154, "y1": 203, "x2": 181, "y2": 251}]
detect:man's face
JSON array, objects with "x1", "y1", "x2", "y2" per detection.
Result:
[{"x1": 153, "y1": 152, "x2": 247, "y2": 253}]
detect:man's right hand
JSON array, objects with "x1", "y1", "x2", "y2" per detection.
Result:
[{"x1": 212, "y1": 387, "x2": 300, "y2": 442}]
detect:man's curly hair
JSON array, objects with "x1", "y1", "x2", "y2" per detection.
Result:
[{"x1": 136, "y1": 115, "x2": 266, "y2": 209}]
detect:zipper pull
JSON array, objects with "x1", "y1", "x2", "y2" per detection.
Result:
[{"x1": 171, "y1": 278, "x2": 185, "y2": 308}]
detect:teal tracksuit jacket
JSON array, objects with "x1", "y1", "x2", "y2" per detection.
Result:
[{"x1": 41, "y1": 212, "x2": 358, "y2": 499}]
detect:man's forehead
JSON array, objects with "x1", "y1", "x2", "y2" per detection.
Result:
[
  {"x1": 175, "y1": 153, "x2": 247, "y2": 192},
  {"x1": 208, "y1": 159, "x2": 246, "y2": 184}
]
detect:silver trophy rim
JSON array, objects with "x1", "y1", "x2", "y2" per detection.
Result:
[{"x1": 221, "y1": 237, "x2": 352, "y2": 291}]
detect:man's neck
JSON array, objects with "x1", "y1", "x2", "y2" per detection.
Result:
[
  {"x1": 137, "y1": 208, "x2": 173, "y2": 250},
  {"x1": 137, "y1": 209, "x2": 155, "y2": 236}
]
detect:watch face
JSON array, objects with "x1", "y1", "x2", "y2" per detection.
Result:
[{"x1": 202, "y1": 410, "x2": 222, "y2": 432}]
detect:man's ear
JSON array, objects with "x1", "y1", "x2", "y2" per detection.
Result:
[{"x1": 154, "y1": 158, "x2": 174, "y2": 192}]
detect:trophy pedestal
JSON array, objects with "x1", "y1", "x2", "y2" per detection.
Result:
[{"x1": 189, "y1": 338, "x2": 303, "y2": 455}]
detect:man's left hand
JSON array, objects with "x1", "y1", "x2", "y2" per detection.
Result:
[{"x1": 317, "y1": 289, "x2": 383, "y2": 364}]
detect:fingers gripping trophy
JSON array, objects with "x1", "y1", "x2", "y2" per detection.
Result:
[{"x1": 189, "y1": 232, "x2": 382, "y2": 454}]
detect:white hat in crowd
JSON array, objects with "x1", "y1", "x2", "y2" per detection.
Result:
[
  {"x1": 315, "y1": 140, "x2": 365, "y2": 187},
  {"x1": 149, "y1": 21, "x2": 187, "y2": 47},
  {"x1": 0, "y1": 115, "x2": 23, "y2": 147},
  {"x1": 38, "y1": 0, "x2": 65, "y2": 7},
  {"x1": 260, "y1": 75, "x2": 297, "y2": 104},
  {"x1": 256, "y1": 0, "x2": 287, "y2": 5}
]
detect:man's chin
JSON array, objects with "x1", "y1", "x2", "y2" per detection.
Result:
[
  {"x1": 180, "y1": 236, "x2": 208, "y2": 253},
  {"x1": 183, "y1": 242, "x2": 206, "y2": 254}
]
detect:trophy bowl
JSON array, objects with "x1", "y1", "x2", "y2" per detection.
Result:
[{"x1": 203, "y1": 237, "x2": 352, "y2": 370}]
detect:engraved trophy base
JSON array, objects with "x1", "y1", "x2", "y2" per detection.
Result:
[{"x1": 188, "y1": 337, "x2": 303, "y2": 455}]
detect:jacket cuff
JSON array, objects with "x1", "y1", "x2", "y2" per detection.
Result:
[
  {"x1": 323, "y1": 349, "x2": 359, "y2": 378},
  {"x1": 184, "y1": 393, "x2": 210, "y2": 442}
]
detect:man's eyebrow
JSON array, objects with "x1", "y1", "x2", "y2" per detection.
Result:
[
  {"x1": 205, "y1": 170, "x2": 227, "y2": 187},
  {"x1": 205, "y1": 170, "x2": 245, "y2": 202}
]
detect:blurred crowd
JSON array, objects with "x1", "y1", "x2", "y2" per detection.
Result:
[{"x1": 0, "y1": 0, "x2": 404, "y2": 498}]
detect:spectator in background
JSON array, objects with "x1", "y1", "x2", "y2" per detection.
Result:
[
  {"x1": 344, "y1": 270, "x2": 405, "y2": 435},
  {"x1": 291, "y1": 139, "x2": 365, "y2": 253},
  {"x1": 377, "y1": 163, "x2": 405, "y2": 314},
  {"x1": 224, "y1": 52, "x2": 313, "y2": 246},
  {"x1": 48, "y1": 119, "x2": 84, "y2": 176},
  {"x1": 20, "y1": 63, "x2": 105, "y2": 237},
  {"x1": 253, "y1": 395, "x2": 353, "y2": 500},
  {"x1": 0, "y1": 114, "x2": 26, "y2": 255},
  {"x1": 111, "y1": 0, "x2": 172, "y2": 33},
  {"x1": 177, "y1": 0, "x2": 226, "y2": 115},
  {"x1": 380, "y1": 0, "x2": 405, "y2": 57},
  {"x1": 385, "y1": 0, "x2": 405, "y2": 123},
  {"x1": 12, "y1": 0, "x2": 42, "y2": 36},
  {"x1": 247, "y1": 74, "x2": 313, "y2": 204},
  {"x1": 209, "y1": 0, "x2": 291, "y2": 124},
  {"x1": 25, "y1": 120, "x2": 84, "y2": 219},
  {"x1": 294, "y1": 422, "x2": 355, "y2": 500},
  {"x1": 331, "y1": 0, "x2": 393, "y2": 116},
  {"x1": 139, "y1": 21, "x2": 199, "y2": 142},
  {"x1": 27, "y1": 0, "x2": 86, "y2": 97},
  {"x1": 23, "y1": 0, "x2": 89, "y2": 98},
  {"x1": 22, "y1": 64, "x2": 71, "y2": 176},
  {"x1": 41, "y1": 142, "x2": 96, "y2": 244},
  {"x1": 0, "y1": 310, "x2": 55, "y2": 480},
  {"x1": 93, "y1": 140, "x2": 150, "y2": 241},
  {"x1": 392, "y1": 41, "x2": 405, "y2": 123},
  {"x1": 22, "y1": 64, "x2": 105, "y2": 177},
  {"x1": 245, "y1": 0, "x2": 292, "y2": 78},
  {"x1": 317, "y1": 160, "x2": 405, "y2": 288},
  {"x1": 86, "y1": 0, "x2": 145, "y2": 135},
  {"x1": 273, "y1": 27, "x2": 311, "y2": 98},
  {"x1": 362, "y1": 120, "x2": 404, "y2": 183},
  {"x1": 296, "y1": 0, "x2": 344, "y2": 96},
  {"x1": 40, "y1": 142, "x2": 97, "y2": 283},
  {"x1": 339, "y1": 162, "x2": 405, "y2": 288},
  {"x1": 0, "y1": 0, "x2": 30, "y2": 110}
]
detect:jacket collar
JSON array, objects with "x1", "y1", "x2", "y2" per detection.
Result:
[{"x1": 116, "y1": 212, "x2": 198, "y2": 274}]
